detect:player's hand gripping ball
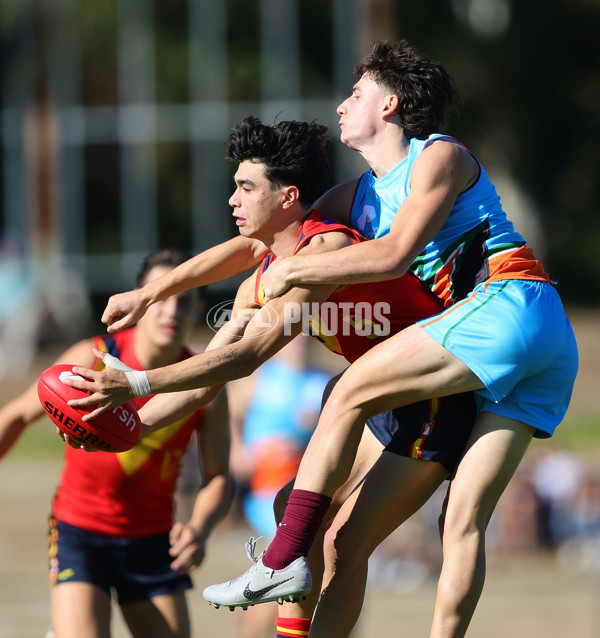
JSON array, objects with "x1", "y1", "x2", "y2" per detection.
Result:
[{"x1": 37, "y1": 363, "x2": 142, "y2": 452}]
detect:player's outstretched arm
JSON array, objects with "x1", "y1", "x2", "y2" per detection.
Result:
[
  {"x1": 261, "y1": 143, "x2": 477, "y2": 300},
  {"x1": 0, "y1": 340, "x2": 98, "y2": 458},
  {"x1": 133, "y1": 288, "x2": 260, "y2": 432},
  {"x1": 137, "y1": 386, "x2": 224, "y2": 435},
  {"x1": 64, "y1": 231, "x2": 352, "y2": 417},
  {"x1": 169, "y1": 389, "x2": 233, "y2": 573},
  {"x1": 0, "y1": 383, "x2": 43, "y2": 459},
  {"x1": 66, "y1": 280, "x2": 329, "y2": 415},
  {"x1": 102, "y1": 236, "x2": 268, "y2": 333}
]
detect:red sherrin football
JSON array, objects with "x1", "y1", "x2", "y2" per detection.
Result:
[{"x1": 37, "y1": 363, "x2": 142, "y2": 452}]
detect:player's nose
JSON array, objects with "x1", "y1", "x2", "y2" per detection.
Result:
[
  {"x1": 161, "y1": 295, "x2": 179, "y2": 316},
  {"x1": 229, "y1": 189, "x2": 240, "y2": 209}
]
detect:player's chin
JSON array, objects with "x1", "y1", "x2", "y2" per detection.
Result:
[
  {"x1": 236, "y1": 223, "x2": 256, "y2": 238},
  {"x1": 340, "y1": 135, "x2": 355, "y2": 149},
  {"x1": 156, "y1": 328, "x2": 182, "y2": 344}
]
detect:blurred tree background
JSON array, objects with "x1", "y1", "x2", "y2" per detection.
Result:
[{"x1": 0, "y1": 0, "x2": 598, "y2": 342}]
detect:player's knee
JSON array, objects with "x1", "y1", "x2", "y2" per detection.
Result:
[{"x1": 441, "y1": 501, "x2": 486, "y2": 549}]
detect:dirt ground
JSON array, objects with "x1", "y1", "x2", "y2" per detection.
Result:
[{"x1": 0, "y1": 308, "x2": 598, "y2": 638}]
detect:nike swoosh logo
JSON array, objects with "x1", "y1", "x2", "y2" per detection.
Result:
[{"x1": 243, "y1": 576, "x2": 294, "y2": 600}]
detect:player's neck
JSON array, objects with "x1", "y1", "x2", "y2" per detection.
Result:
[
  {"x1": 265, "y1": 215, "x2": 306, "y2": 258},
  {"x1": 134, "y1": 335, "x2": 182, "y2": 370},
  {"x1": 360, "y1": 128, "x2": 410, "y2": 178}
]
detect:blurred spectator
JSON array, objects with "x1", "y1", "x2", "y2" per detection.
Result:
[
  {"x1": 491, "y1": 462, "x2": 544, "y2": 555},
  {"x1": 556, "y1": 472, "x2": 600, "y2": 574},
  {"x1": 0, "y1": 231, "x2": 92, "y2": 380},
  {"x1": 0, "y1": 232, "x2": 42, "y2": 379},
  {"x1": 529, "y1": 448, "x2": 585, "y2": 548}
]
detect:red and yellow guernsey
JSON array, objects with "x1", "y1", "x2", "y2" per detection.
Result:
[
  {"x1": 254, "y1": 212, "x2": 444, "y2": 363},
  {"x1": 52, "y1": 328, "x2": 204, "y2": 538}
]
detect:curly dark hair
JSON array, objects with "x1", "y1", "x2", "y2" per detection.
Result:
[
  {"x1": 226, "y1": 116, "x2": 332, "y2": 208},
  {"x1": 355, "y1": 40, "x2": 458, "y2": 140}
]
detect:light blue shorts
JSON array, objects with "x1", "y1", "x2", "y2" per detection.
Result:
[{"x1": 418, "y1": 280, "x2": 578, "y2": 438}]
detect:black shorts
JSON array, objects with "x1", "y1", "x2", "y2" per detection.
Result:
[
  {"x1": 366, "y1": 392, "x2": 476, "y2": 474},
  {"x1": 48, "y1": 518, "x2": 192, "y2": 603}
]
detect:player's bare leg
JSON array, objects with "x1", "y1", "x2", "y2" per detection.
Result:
[
  {"x1": 236, "y1": 601, "x2": 278, "y2": 638},
  {"x1": 430, "y1": 412, "x2": 533, "y2": 638},
  {"x1": 274, "y1": 425, "x2": 386, "y2": 620},
  {"x1": 51, "y1": 582, "x2": 111, "y2": 638},
  {"x1": 121, "y1": 592, "x2": 190, "y2": 638},
  {"x1": 309, "y1": 454, "x2": 449, "y2": 638},
  {"x1": 203, "y1": 327, "x2": 480, "y2": 609},
  {"x1": 293, "y1": 325, "x2": 480, "y2": 497}
]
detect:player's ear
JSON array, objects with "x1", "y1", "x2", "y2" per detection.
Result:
[
  {"x1": 281, "y1": 184, "x2": 300, "y2": 209},
  {"x1": 382, "y1": 93, "x2": 399, "y2": 119}
]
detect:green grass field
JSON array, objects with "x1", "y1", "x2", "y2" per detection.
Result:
[{"x1": 6, "y1": 418, "x2": 65, "y2": 460}]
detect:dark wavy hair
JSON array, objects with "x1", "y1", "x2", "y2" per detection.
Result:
[
  {"x1": 227, "y1": 116, "x2": 331, "y2": 208},
  {"x1": 355, "y1": 40, "x2": 458, "y2": 140},
  {"x1": 136, "y1": 248, "x2": 193, "y2": 288}
]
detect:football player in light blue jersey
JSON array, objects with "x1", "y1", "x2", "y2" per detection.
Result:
[
  {"x1": 99, "y1": 41, "x2": 578, "y2": 638},
  {"x1": 250, "y1": 40, "x2": 578, "y2": 638}
]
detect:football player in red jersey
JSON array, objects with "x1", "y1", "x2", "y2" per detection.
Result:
[
  {"x1": 66, "y1": 117, "x2": 475, "y2": 638},
  {"x1": 0, "y1": 249, "x2": 231, "y2": 638}
]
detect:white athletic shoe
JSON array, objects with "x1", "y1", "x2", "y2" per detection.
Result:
[{"x1": 203, "y1": 537, "x2": 312, "y2": 610}]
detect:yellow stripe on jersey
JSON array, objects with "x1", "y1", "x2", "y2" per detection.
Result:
[{"x1": 116, "y1": 418, "x2": 190, "y2": 476}]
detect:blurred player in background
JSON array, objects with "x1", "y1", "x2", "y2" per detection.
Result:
[
  {"x1": 0, "y1": 248, "x2": 231, "y2": 638},
  {"x1": 228, "y1": 336, "x2": 331, "y2": 638}
]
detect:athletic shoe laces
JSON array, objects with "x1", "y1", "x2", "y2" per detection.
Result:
[{"x1": 245, "y1": 536, "x2": 263, "y2": 563}]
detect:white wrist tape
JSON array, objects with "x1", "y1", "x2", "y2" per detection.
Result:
[{"x1": 102, "y1": 352, "x2": 152, "y2": 398}]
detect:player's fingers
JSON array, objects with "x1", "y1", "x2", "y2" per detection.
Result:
[
  {"x1": 66, "y1": 393, "x2": 99, "y2": 408},
  {"x1": 170, "y1": 548, "x2": 200, "y2": 573},
  {"x1": 106, "y1": 320, "x2": 124, "y2": 334},
  {"x1": 90, "y1": 348, "x2": 107, "y2": 362},
  {"x1": 169, "y1": 521, "x2": 184, "y2": 546},
  {"x1": 81, "y1": 405, "x2": 109, "y2": 421},
  {"x1": 106, "y1": 314, "x2": 132, "y2": 333},
  {"x1": 56, "y1": 428, "x2": 93, "y2": 452},
  {"x1": 63, "y1": 380, "x2": 96, "y2": 397},
  {"x1": 100, "y1": 306, "x2": 120, "y2": 326},
  {"x1": 169, "y1": 528, "x2": 193, "y2": 556},
  {"x1": 64, "y1": 397, "x2": 108, "y2": 420},
  {"x1": 70, "y1": 365, "x2": 97, "y2": 380},
  {"x1": 168, "y1": 536, "x2": 190, "y2": 561}
]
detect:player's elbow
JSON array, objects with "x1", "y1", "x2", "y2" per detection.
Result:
[
  {"x1": 374, "y1": 238, "x2": 409, "y2": 279},
  {"x1": 373, "y1": 255, "x2": 405, "y2": 280}
]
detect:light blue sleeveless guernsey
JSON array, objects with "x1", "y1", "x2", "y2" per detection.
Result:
[{"x1": 350, "y1": 134, "x2": 550, "y2": 306}]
